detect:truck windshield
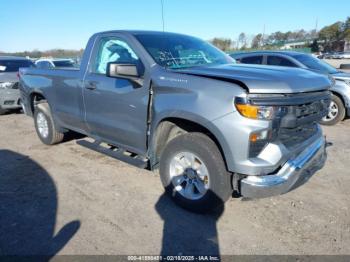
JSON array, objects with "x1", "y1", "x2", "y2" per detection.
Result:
[
  {"x1": 135, "y1": 33, "x2": 234, "y2": 69},
  {"x1": 292, "y1": 54, "x2": 338, "y2": 74}
]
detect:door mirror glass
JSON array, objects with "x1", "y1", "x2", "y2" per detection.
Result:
[
  {"x1": 107, "y1": 63, "x2": 139, "y2": 78},
  {"x1": 106, "y1": 63, "x2": 143, "y2": 86}
]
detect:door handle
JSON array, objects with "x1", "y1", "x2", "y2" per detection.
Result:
[{"x1": 86, "y1": 81, "x2": 97, "y2": 90}]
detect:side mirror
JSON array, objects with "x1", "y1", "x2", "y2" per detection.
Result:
[{"x1": 106, "y1": 63, "x2": 143, "y2": 86}]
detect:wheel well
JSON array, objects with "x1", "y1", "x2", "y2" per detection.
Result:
[
  {"x1": 152, "y1": 118, "x2": 227, "y2": 169},
  {"x1": 30, "y1": 92, "x2": 46, "y2": 114},
  {"x1": 331, "y1": 90, "x2": 347, "y2": 105}
]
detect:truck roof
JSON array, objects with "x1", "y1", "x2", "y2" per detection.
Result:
[{"x1": 95, "y1": 30, "x2": 192, "y2": 38}]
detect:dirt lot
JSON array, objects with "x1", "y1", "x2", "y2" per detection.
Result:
[
  {"x1": 0, "y1": 113, "x2": 350, "y2": 256},
  {"x1": 325, "y1": 59, "x2": 350, "y2": 71}
]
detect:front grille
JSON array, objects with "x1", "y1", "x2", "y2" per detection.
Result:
[
  {"x1": 280, "y1": 98, "x2": 330, "y2": 128},
  {"x1": 279, "y1": 124, "x2": 318, "y2": 148},
  {"x1": 249, "y1": 90, "x2": 331, "y2": 129},
  {"x1": 294, "y1": 100, "x2": 328, "y2": 119},
  {"x1": 4, "y1": 100, "x2": 15, "y2": 105}
]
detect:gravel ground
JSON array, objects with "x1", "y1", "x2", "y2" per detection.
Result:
[
  {"x1": 0, "y1": 113, "x2": 350, "y2": 256},
  {"x1": 324, "y1": 59, "x2": 350, "y2": 71}
]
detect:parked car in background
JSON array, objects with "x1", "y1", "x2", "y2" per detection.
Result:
[
  {"x1": 330, "y1": 52, "x2": 341, "y2": 59},
  {"x1": 35, "y1": 58, "x2": 77, "y2": 69},
  {"x1": 231, "y1": 51, "x2": 350, "y2": 125},
  {"x1": 339, "y1": 52, "x2": 350, "y2": 59},
  {"x1": 0, "y1": 56, "x2": 34, "y2": 115},
  {"x1": 20, "y1": 30, "x2": 331, "y2": 212},
  {"x1": 322, "y1": 52, "x2": 334, "y2": 59}
]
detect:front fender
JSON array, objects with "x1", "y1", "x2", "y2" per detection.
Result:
[
  {"x1": 149, "y1": 110, "x2": 235, "y2": 171},
  {"x1": 332, "y1": 80, "x2": 350, "y2": 108}
]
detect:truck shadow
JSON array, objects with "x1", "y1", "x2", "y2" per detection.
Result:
[
  {"x1": 155, "y1": 192, "x2": 224, "y2": 257},
  {"x1": 0, "y1": 150, "x2": 80, "y2": 259},
  {"x1": 0, "y1": 108, "x2": 23, "y2": 116},
  {"x1": 62, "y1": 131, "x2": 86, "y2": 143}
]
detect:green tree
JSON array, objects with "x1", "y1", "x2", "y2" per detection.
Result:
[
  {"x1": 343, "y1": 17, "x2": 350, "y2": 40},
  {"x1": 210, "y1": 38, "x2": 232, "y2": 51},
  {"x1": 319, "y1": 22, "x2": 344, "y2": 42},
  {"x1": 238, "y1": 33, "x2": 247, "y2": 48},
  {"x1": 251, "y1": 34, "x2": 263, "y2": 48},
  {"x1": 310, "y1": 39, "x2": 319, "y2": 52},
  {"x1": 319, "y1": 21, "x2": 344, "y2": 51}
]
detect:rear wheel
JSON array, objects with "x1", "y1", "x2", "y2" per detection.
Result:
[
  {"x1": 159, "y1": 132, "x2": 232, "y2": 213},
  {"x1": 34, "y1": 103, "x2": 64, "y2": 145},
  {"x1": 320, "y1": 95, "x2": 345, "y2": 126}
]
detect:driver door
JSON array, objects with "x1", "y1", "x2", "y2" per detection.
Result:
[{"x1": 82, "y1": 35, "x2": 149, "y2": 155}]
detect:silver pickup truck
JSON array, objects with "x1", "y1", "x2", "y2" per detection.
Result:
[{"x1": 20, "y1": 31, "x2": 331, "y2": 212}]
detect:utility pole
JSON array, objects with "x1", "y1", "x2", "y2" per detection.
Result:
[{"x1": 161, "y1": 0, "x2": 165, "y2": 32}]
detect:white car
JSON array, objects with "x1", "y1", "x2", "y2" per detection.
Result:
[
  {"x1": 340, "y1": 52, "x2": 350, "y2": 59},
  {"x1": 35, "y1": 58, "x2": 76, "y2": 69}
]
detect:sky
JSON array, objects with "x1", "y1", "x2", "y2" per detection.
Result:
[{"x1": 0, "y1": 0, "x2": 349, "y2": 52}]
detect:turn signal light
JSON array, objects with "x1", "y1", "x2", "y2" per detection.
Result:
[{"x1": 236, "y1": 104, "x2": 258, "y2": 119}]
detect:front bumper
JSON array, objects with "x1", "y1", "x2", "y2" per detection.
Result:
[
  {"x1": 0, "y1": 88, "x2": 21, "y2": 110},
  {"x1": 240, "y1": 136, "x2": 327, "y2": 198}
]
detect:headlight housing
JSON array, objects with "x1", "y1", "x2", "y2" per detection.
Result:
[
  {"x1": 235, "y1": 99, "x2": 279, "y2": 120},
  {"x1": 0, "y1": 82, "x2": 15, "y2": 89}
]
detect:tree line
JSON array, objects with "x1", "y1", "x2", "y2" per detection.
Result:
[
  {"x1": 210, "y1": 17, "x2": 350, "y2": 52},
  {"x1": 0, "y1": 49, "x2": 84, "y2": 59}
]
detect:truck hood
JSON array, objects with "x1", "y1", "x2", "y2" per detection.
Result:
[{"x1": 176, "y1": 64, "x2": 331, "y2": 94}]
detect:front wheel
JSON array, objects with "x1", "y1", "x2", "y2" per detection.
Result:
[
  {"x1": 159, "y1": 132, "x2": 232, "y2": 213},
  {"x1": 320, "y1": 95, "x2": 345, "y2": 126}
]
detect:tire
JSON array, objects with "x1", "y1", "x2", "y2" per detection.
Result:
[
  {"x1": 320, "y1": 95, "x2": 346, "y2": 126},
  {"x1": 159, "y1": 132, "x2": 232, "y2": 213},
  {"x1": 34, "y1": 102, "x2": 64, "y2": 145},
  {"x1": 340, "y1": 64, "x2": 350, "y2": 70},
  {"x1": 0, "y1": 108, "x2": 7, "y2": 115}
]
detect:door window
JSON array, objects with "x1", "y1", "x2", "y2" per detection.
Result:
[
  {"x1": 36, "y1": 61, "x2": 53, "y2": 69},
  {"x1": 267, "y1": 56, "x2": 297, "y2": 67},
  {"x1": 240, "y1": 56, "x2": 263, "y2": 65},
  {"x1": 93, "y1": 37, "x2": 141, "y2": 74}
]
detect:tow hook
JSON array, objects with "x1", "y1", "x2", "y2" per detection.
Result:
[
  {"x1": 325, "y1": 136, "x2": 333, "y2": 148},
  {"x1": 326, "y1": 142, "x2": 333, "y2": 148}
]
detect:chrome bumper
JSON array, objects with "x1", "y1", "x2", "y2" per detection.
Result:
[{"x1": 240, "y1": 136, "x2": 327, "y2": 198}]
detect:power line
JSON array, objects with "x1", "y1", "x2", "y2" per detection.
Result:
[{"x1": 161, "y1": 0, "x2": 165, "y2": 32}]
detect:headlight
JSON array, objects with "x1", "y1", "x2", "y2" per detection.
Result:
[
  {"x1": 0, "y1": 82, "x2": 14, "y2": 89},
  {"x1": 235, "y1": 101, "x2": 277, "y2": 120}
]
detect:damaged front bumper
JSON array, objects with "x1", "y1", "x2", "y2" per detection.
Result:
[{"x1": 240, "y1": 136, "x2": 327, "y2": 198}]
